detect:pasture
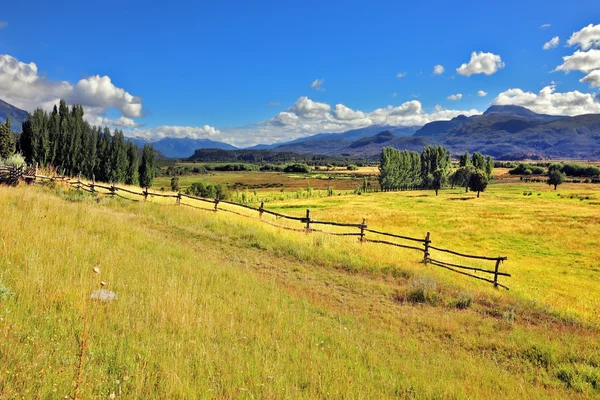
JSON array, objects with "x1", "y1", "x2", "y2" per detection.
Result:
[{"x1": 0, "y1": 176, "x2": 599, "y2": 398}]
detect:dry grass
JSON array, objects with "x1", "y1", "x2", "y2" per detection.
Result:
[{"x1": 0, "y1": 183, "x2": 599, "y2": 398}]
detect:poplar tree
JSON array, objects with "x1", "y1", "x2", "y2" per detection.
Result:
[
  {"x1": 139, "y1": 144, "x2": 155, "y2": 188},
  {"x1": 125, "y1": 141, "x2": 139, "y2": 185}
]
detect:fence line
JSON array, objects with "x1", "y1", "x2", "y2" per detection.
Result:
[{"x1": 3, "y1": 167, "x2": 511, "y2": 289}]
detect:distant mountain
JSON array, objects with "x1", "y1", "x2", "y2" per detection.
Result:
[
  {"x1": 256, "y1": 105, "x2": 600, "y2": 159},
  {"x1": 0, "y1": 99, "x2": 29, "y2": 133},
  {"x1": 128, "y1": 137, "x2": 237, "y2": 158}
]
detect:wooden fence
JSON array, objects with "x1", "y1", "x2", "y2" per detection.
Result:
[{"x1": 8, "y1": 168, "x2": 511, "y2": 289}]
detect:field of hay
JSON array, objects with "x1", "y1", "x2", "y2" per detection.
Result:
[{"x1": 0, "y1": 180, "x2": 599, "y2": 398}]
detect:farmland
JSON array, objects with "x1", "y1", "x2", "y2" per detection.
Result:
[{"x1": 1, "y1": 174, "x2": 599, "y2": 398}]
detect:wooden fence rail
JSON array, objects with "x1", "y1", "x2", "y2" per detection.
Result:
[{"x1": 3, "y1": 168, "x2": 511, "y2": 289}]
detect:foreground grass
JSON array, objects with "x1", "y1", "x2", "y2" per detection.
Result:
[{"x1": 0, "y1": 185, "x2": 599, "y2": 398}]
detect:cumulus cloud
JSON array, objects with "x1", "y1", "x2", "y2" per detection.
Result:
[
  {"x1": 130, "y1": 125, "x2": 220, "y2": 141},
  {"x1": 477, "y1": 90, "x2": 488, "y2": 97},
  {"x1": 580, "y1": 70, "x2": 600, "y2": 87},
  {"x1": 492, "y1": 85, "x2": 600, "y2": 115},
  {"x1": 217, "y1": 97, "x2": 481, "y2": 147},
  {"x1": 554, "y1": 49, "x2": 600, "y2": 73},
  {"x1": 0, "y1": 53, "x2": 144, "y2": 127},
  {"x1": 456, "y1": 51, "x2": 505, "y2": 76},
  {"x1": 567, "y1": 23, "x2": 600, "y2": 50},
  {"x1": 540, "y1": 23, "x2": 551, "y2": 30},
  {"x1": 310, "y1": 78, "x2": 325, "y2": 92},
  {"x1": 396, "y1": 72, "x2": 407, "y2": 78},
  {"x1": 543, "y1": 36, "x2": 560, "y2": 50},
  {"x1": 447, "y1": 93, "x2": 463, "y2": 101},
  {"x1": 0, "y1": 21, "x2": 7, "y2": 29},
  {"x1": 433, "y1": 64, "x2": 444, "y2": 75}
]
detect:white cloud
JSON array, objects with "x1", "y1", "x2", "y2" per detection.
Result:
[
  {"x1": 396, "y1": 72, "x2": 407, "y2": 78},
  {"x1": 477, "y1": 90, "x2": 488, "y2": 97},
  {"x1": 567, "y1": 23, "x2": 600, "y2": 50},
  {"x1": 540, "y1": 23, "x2": 551, "y2": 30},
  {"x1": 580, "y1": 70, "x2": 600, "y2": 87},
  {"x1": 543, "y1": 36, "x2": 560, "y2": 50},
  {"x1": 130, "y1": 125, "x2": 220, "y2": 141},
  {"x1": 492, "y1": 85, "x2": 600, "y2": 115},
  {"x1": 290, "y1": 96, "x2": 331, "y2": 118},
  {"x1": 447, "y1": 93, "x2": 463, "y2": 101},
  {"x1": 554, "y1": 49, "x2": 600, "y2": 73},
  {"x1": 456, "y1": 51, "x2": 505, "y2": 76},
  {"x1": 433, "y1": 64, "x2": 444, "y2": 75},
  {"x1": 73, "y1": 75, "x2": 143, "y2": 118},
  {"x1": 0, "y1": 53, "x2": 143, "y2": 128},
  {"x1": 0, "y1": 21, "x2": 7, "y2": 29},
  {"x1": 310, "y1": 78, "x2": 325, "y2": 92}
]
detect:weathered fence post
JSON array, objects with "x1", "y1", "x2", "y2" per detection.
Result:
[
  {"x1": 423, "y1": 231, "x2": 431, "y2": 263},
  {"x1": 110, "y1": 182, "x2": 116, "y2": 197},
  {"x1": 305, "y1": 209, "x2": 311, "y2": 232},
  {"x1": 77, "y1": 173, "x2": 81, "y2": 191},
  {"x1": 493, "y1": 258, "x2": 501, "y2": 289},
  {"x1": 259, "y1": 201, "x2": 264, "y2": 219},
  {"x1": 90, "y1": 174, "x2": 95, "y2": 194},
  {"x1": 177, "y1": 190, "x2": 181, "y2": 205},
  {"x1": 360, "y1": 218, "x2": 367, "y2": 243},
  {"x1": 143, "y1": 187, "x2": 149, "y2": 201},
  {"x1": 214, "y1": 199, "x2": 219, "y2": 212}
]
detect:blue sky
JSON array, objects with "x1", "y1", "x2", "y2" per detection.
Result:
[{"x1": 1, "y1": 0, "x2": 600, "y2": 146}]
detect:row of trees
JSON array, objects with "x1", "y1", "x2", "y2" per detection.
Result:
[
  {"x1": 16, "y1": 100, "x2": 155, "y2": 187},
  {"x1": 379, "y1": 146, "x2": 494, "y2": 196}
]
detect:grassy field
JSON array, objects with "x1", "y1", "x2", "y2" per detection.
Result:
[
  {"x1": 152, "y1": 171, "x2": 377, "y2": 196},
  {"x1": 0, "y1": 182, "x2": 599, "y2": 398}
]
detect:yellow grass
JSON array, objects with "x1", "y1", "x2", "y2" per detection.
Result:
[{"x1": 0, "y1": 183, "x2": 599, "y2": 398}]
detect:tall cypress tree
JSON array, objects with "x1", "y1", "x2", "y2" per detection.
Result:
[
  {"x1": 110, "y1": 129, "x2": 128, "y2": 182},
  {"x1": 125, "y1": 141, "x2": 139, "y2": 185},
  {"x1": 139, "y1": 144, "x2": 155, "y2": 188},
  {"x1": 101, "y1": 127, "x2": 113, "y2": 182}
]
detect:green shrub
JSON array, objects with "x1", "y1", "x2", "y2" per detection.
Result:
[
  {"x1": 347, "y1": 164, "x2": 359, "y2": 171},
  {"x1": 0, "y1": 153, "x2": 26, "y2": 168},
  {"x1": 186, "y1": 181, "x2": 229, "y2": 200},
  {"x1": 403, "y1": 276, "x2": 440, "y2": 305},
  {"x1": 449, "y1": 292, "x2": 473, "y2": 309},
  {"x1": 0, "y1": 280, "x2": 13, "y2": 299},
  {"x1": 283, "y1": 164, "x2": 311, "y2": 173}
]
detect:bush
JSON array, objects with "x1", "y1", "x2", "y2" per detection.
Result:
[
  {"x1": 403, "y1": 276, "x2": 440, "y2": 305},
  {"x1": 449, "y1": 292, "x2": 473, "y2": 309},
  {"x1": 509, "y1": 163, "x2": 545, "y2": 175},
  {"x1": 0, "y1": 279, "x2": 13, "y2": 299},
  {"x1": 283, "y1": 164, "x2": 311, "y2": 174},
  {"x1": 0, "y1": 153, "x2": 26, "y2": 168},
  {"x1": 347, "y1": 164, "x2": 359, "y2": 171},
  {"x1": 186, "y1": 181, "x2": 229, "y2": 200}
]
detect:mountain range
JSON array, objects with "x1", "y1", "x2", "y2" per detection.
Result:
[
  {"x1": 4, "y1": 97, "x2": 600, "y2": 159},
  {"x1": 257, "y1": 105, "x2": 600, "y2": 160}
]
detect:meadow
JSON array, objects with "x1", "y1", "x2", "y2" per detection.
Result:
[{"x1": 0, "y1": 177, "x2": 599, "y2": 398}]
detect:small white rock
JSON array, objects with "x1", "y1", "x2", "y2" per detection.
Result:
[{"x1": 90, "y1": 289, "x2": 118, "y2": 302}]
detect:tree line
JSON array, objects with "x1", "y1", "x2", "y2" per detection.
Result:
[
  {"x1": 379, "y1": 146, "x2": 494, "y2": 197},
  {"x1": 12, "y1": 99, "x2": 156, "y2": 187}
]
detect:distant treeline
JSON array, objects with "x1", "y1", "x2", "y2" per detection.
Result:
[
  {"x1": 15, "y1": 99, "x2": 156, "y2": 187},
  {"x1": 379, "y1": 146, "x2": 494, "y2": 196},
  {"x1": 509, "y1": 162, "x2": 600, "y2": 178},
  {"x1": 186, "y1": 148, "x2": 371, "y2": 166}
]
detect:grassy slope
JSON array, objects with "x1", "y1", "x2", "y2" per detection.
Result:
[
  {"x1": 262, "y1": 182, "x2": 600, "y2": 326},
  {"x1": 0, "y1": 185, "x2": 598, "y2": 399}
]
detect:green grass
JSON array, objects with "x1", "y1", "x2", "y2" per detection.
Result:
[{"x1": 1, "y1": 184, "x2": 599, "y2": 398}]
